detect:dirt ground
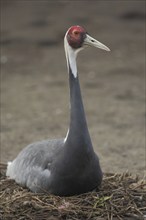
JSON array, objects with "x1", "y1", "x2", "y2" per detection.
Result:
[{"x1": 1, "y1": 1, "x2": 145, "y2": 176}]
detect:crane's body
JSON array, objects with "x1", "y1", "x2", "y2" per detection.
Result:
[{"x1": 6, "y1": 26, "x2": 110, "y2": 196}]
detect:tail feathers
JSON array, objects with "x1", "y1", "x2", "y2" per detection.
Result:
[
  {"x1": 6, "y1": 161, "x2": 13, "y2": 177},
  {"x1": 7, "y1": 161, "x2": 12, "y2": 166}
]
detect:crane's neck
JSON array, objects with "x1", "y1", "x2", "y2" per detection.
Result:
[{"x1": 64, "y1": 38, "x2": 93, "y2": 151}]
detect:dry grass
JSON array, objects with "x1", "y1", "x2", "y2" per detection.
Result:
[{"x1": 0, "y1": 163, "x2": 146, "y2": 220}]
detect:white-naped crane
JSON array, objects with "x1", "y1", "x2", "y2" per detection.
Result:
[{"x1": 6, "y1": 25, "x2": 110, "y2": 196}]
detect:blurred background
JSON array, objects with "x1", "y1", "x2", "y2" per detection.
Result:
[{"x1": 1, "y1": 1, "x2": 145, "y2": 175}]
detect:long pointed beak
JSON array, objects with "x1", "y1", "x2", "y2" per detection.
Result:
[{"x1": 84, "y1": 34, "x2": 110, "y2": 51}]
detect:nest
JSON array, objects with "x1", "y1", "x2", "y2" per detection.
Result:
[{"x1": 0, "y1": 163, "x2": 146, "y2": 220}]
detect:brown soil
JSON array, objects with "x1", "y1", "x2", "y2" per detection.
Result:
[{"x1": 0, "y1": 164, "x2": 146, "y2": 220}]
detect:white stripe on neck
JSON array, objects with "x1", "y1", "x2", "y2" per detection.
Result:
[
  {"x1": 64, "y1": 33, "x2": 78, "y2": 78},
  {"x1": 64, "y1": 128, "x2": 69, "y2": 143}
]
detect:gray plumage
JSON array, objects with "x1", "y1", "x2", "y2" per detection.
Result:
[{"x1": 6, "y1": 25, "x2": 110, "y2": 196}]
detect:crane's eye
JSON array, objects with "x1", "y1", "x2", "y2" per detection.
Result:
[{"x1": 74, "y1": 31, "x2": 79, "y2": 35}]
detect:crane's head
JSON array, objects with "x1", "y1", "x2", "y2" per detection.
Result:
[
  {"x1": 65, "y1": 25, "x2": 110, "y2": 51},
  {"x1": 64, "y1": 25, "x2": 110, "y2": 78}
]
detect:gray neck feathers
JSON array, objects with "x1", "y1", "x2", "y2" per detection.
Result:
[
  {"x1": 69, "y1": 67, "x2": 88, "y2": 136},
  {"x1": 65, "y1": 64, "x2": 93, "y2": 151},
  {"x1": 64, "y1": 37, "x2": 93, "y2": 153}
]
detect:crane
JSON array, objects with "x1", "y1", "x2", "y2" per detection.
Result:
[{"x1": 6, "y1": 25, "x2": 110, "y2": 196}]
